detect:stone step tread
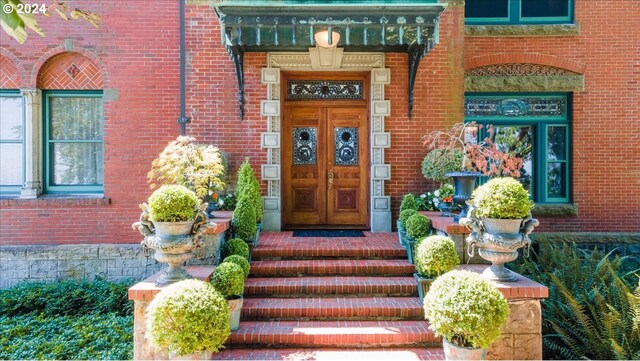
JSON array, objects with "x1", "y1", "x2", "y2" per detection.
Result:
[
  {"x1": 241, "y1": 297, "x2": 423, "y2": 320},
  {"x1": 227, "y1": 320, "x2": 439, "y2": 347},
  {"x1": 212, "y1": 347, "x2": 445, "y2": 360},
  {"x1": 250, "y1": 259, "x2": 415, "y2": 276},
  {"x1": 244, "y1": 276, "x2": 417, "y2": 297},
  {"x1": 253, "y1": 241, "x2": 406, "y2": 259}
]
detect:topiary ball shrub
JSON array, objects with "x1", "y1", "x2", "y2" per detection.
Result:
[
  {"x1": 222, "y1": 238, "x2": 250, "y2": 260},
  {"x1": 399, "y1": 209, "x2": 419, "y2": 227},
  {"x1": 211, "y1": 262, "x2": 245, "y2": 298},
  {"x1": 232, "y1": 194, "x2": 257, "y2": 242},
  {"x1": 222, "y1": 255, "x2": 250, "y2": 279},
  {"x1": 471, "y1": 177, "x2": 534, "y2": 219},
  {"x1": 424, "y1": 270, "x2": 509, "y2": 349},
  {"x1": 421, "y1": 149, "x2": 464, "y2": 183},
  {"x1": 405, "y1": 214, "x2": 431, "y2": 240},
  {"x1": 146, "y1": 279, "x2": 230, "y2": 356},
  {"x1": 148, "y1": 185, "x2": 199, "y2": 222},
  {"x1": 415, "y1": 236, "x2": 460, "y2": 278},
  {"x1": 399, "y1": 194, "x2": 418, "y2": 213}
]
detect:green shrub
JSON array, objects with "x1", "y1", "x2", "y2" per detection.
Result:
[
  {"x1": 405, "y1": 214, "x2": 431, "y2": 240},
  {"x1": 234, "y1": 158, "x2": 263, "y2": 221},
  {"x1": 421, "y1": 149, "x2": 464, "y2": 183},
  {"x1": 399, "y1": 194, "x2": 418, "y2": 213},
  {"x1": 211, "y1": 262, "x2": 245, "y2": 297},
  {"x1": 146, "y1": 279, "x2": 230, "y2": 356},
  {"x1": 148, "y1": 184, "x2": 199, "y2": 222},
  {"x1": 0, "y1": 279, "x2": 134, "y2": 317},
  {"x1": 222, "y1": 255, "x2": 251, "y2": 279},
  {"x1": 232, "y1": 194, "x2": 257, "y2": 242},
  {"x1": 0, "y1": 313, "x2": 132, "y2": 360},
  {"x1": 510, "y1": 241, "x2": 640, "y2": 360},
  {"x1": 415, "y1": 236, "x2": 460, "y2": 278},
  {"x1": 399, "y1": 209, "x2": 419, "y2": 227},
  {"x1": 471, "y1": 177, "x2": 534, "y2": 219},
  {"x1": 222, "y1": 238, "x2": 250, "y2": 260},
  {"x1": 424, "y1": 270, "x2": 509, "y2": 349}
]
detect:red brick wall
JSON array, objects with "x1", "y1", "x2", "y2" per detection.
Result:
[{"x1": 464, "y1": 0, "x2": 640, "y2": 231}]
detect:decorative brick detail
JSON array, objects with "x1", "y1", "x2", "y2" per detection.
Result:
[
  {"x1": 0, "y1": 55, "x2": 21, "y2": 88},
  {"x1": 466, "y1": 63, "x2": 578, "y2": 76},
  {"x1": 464, "y1": 53, "x2": 586, "y2": 74},
  {"x1": 37, "y1": 52, "x2": 103, "y2": 89}
]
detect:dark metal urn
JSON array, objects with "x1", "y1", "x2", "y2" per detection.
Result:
[{"x1": 446, "y1": 171, "x2": 481, "y2": 222}]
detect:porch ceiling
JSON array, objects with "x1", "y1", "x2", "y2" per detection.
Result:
[{"x1": 212, "y1": 0, "x2": 448, "y2": 119}]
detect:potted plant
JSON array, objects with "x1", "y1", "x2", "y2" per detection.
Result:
[
  {"x1": 421, "y1": 148, "x2": 463, "y2": 185},
  {"x1": 423, "y1": 270, "x2": 509, "y2": 360},
  {"x1": 222, "y1": 255, "x2": 251, "y2": 279},
  {"x1": 147, "y1": 136, "x2": 226, "y2": 215},
  {"x1": 231, "y1": 194, "x2": 258, "y2": 247},
  {"x1": 146, "y1": 279, "x2": 230, "y2": 359},
  {"x1": 133, "y1": 185, "x2": 210, "y2": 285},
  {"x1": 211, "y1": 262, "x2": 246, "y2": 331},
  {"x1": 398, "y1": 209, "x2": 419, "y2": 245},
  {"x1": 460, "y1": 177, "x2": 538, "y2": 282},
  {"x1": 404, "y1": 214, "x2": 431, "y2": 264},
  {"x1": 221, "y1": 238, "x2": 250, "y2": 261},
  {"x1": 397, "y1": 194, "x2": 418, "y2": 244},
  {"x1": 235, "y1": 159, "x2": 263, "y2": 241},
  {"x1": 422, "y1": 122, "x2": 524, "y2": 221},
  {"x1": 413, "y1": 236, "x2": 459, "y2": 301}
]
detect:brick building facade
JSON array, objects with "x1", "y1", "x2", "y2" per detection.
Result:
[{"x1": 0, "y1": 0, "x2": 638, "y2": 284}]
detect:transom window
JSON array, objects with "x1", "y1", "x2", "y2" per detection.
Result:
[
  {"x1": 465, "y1": 0, "x2": 573, "y2": 25},
  {"x1": 465, "y1": 93, "x2": 571, "y2": 203},
  {"x1": 0, "y1": 90, "x2": 24, "y2": 195},
  {"x1": 44, "y1": 91, "x2": 104, "y2": 194}
]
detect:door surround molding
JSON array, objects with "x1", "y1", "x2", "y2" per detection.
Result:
[{"x1": 260, "y1": 50, "x2": 392, "y2": 232}]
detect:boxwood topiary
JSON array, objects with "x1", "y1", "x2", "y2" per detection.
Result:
[
  {"x1": 415, "y1": 236, "x2": 460, "y2": 278},
  {"x1": 399, "y1": 209, "x2": 419, "y2": 227},
  {"x1": 471, "y1": 177, "x2": 534, "y2": 219},
  {"x1": 148, "y1": 185, "x2": 199, "y2": 222},
  {"x1": 232, "y1": 194, "x2": 257, "y2": 242},
  {"x1": 211, "y1": 262, "x2": 245, "y2": 297},
  {"x1": 405, "y1": 214, "x2": 431, "y2": 240},
  {"x1": 222, "y1": 255, "x2": 250, "y2": 279},
  {"x1": 146, "y1": 279, "x2": 230, "y2": 356},
  {"x1": 222, "y1": 238, "x2": 250, "y2": 260},
  {"x1": 424, "y1": 270, "x2": 509, "y2": 349},
  {"x1": 399, "y1": 194, "x2": 418, "y2": 213},
  {"x1": 421, "y1": 149, "x2": 464, "y2": 183},
  {"x1": 235, "y1": 159, "x2": 263, "y2": 221}
]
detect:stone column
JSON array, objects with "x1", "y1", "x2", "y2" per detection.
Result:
[{"x1": 20, "y1": 88, "x2": 42, "y2": 199}]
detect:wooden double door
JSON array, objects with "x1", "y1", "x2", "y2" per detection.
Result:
[{"x1": 282, "y1": 75, "x2": 369, "y2": 228}]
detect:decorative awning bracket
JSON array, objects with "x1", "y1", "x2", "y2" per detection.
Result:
[{"x1": 228, "y1": 44, "x2": 245, "y2": 120}]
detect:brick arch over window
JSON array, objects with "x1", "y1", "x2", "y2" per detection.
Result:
[
  {"x1": 0, "y1": 49, "x2": 25, "y2": 88},
  {"x1": 464, "y1": 53, "x2": 586, "y2": 74},
  {"x1": 36, "y1": 51, "x2": 104, "y2": 89}
]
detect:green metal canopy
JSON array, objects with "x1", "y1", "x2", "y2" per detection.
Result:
[{"x1": 213, "y1": 0, "x2": 448, "y2": 118}]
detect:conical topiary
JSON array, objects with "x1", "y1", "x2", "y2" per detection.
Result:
[
  {"x1": 232, "y1": 194, "x2": 257, "y2": 242},
  {"x1": 235, "y1": 158, "x2": 263, "y2": 222}
]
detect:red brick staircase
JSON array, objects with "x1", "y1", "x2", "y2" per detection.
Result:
[{"x1": 212, "y1": 232, "x2": 444, "y2": 360}]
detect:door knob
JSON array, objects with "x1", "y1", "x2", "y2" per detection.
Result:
[{"x1": 328, "y1": 170, "x2": 334, "y2": 189}]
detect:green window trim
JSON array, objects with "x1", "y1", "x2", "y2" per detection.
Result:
[
  {"x1": 465, "y1": 93, "x2": 571, "y2": 204},
  {"x1": 0, "y1": 90, "x2": 25, "y2": 195},
  {"x1": 43, "y1": 90, "x2": 104, "y2": 194},
  {"x1": 465, "y1": 0, "x2": 573, "y2": 25}
]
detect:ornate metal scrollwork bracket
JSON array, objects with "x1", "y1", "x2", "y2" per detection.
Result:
[
  {"x1": 408, "y1": 43, "x2": 427, "y2": 119},
  {"x1": 228, "y1": 44, "x2": 245, "y2": 120}
]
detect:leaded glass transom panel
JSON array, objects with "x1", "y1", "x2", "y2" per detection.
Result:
[
  {"x1": 464, "y1": 97, "x2": 566, "y2": 118},
  {"x1": 293, "y1": 127, "x2": 317, "y2": 165},
  {"x1": 335, "y1": 127, "x2": 358, "y2": 166},
  {"x1": 287, "y1": 80, "x2": 364, "y2": 100}
]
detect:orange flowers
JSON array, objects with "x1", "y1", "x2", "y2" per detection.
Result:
[{"x1": 442, "y1": 196, "x2": 453, "y2": 203}]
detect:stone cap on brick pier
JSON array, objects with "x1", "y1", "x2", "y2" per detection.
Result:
[
  {"x1": 204, "y1": 211, "x2": 232, "y2": 235},
  {"x1": 128, "y1": 265, "x2": 215, "y2": 301},
  {"x1": 420, "y1": 211, "x2": 469, "y2": 235},
  {"x1": 457, "y1": 264, "x2": 549, "y2": 300}
]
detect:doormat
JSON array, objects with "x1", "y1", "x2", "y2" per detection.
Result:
[{"x1": 292, "y1": 230, "x2": 366, "y2": 237}]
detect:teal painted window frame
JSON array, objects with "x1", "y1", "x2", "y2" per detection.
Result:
[
  {"x1": 0, "y1": 90, "x2": 25, "y2": 195},
  {"x1": 465, "y1": 0, "x2": 573, "y2": 25},
  {"x1": 43, "y1": 90, "x2": 104, "y2": 194},
  {"x1": 465, "y1": 93, "x2": 571, "y2": 204}
]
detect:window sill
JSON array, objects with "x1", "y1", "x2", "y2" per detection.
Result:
[
  {"x1": 465, "y1": 23, "x2": 580, "y2": 37},
  {"x1": 0, "y1": 195, "x2": 111, "y2": 207},
  {"x1": 531, "y1": 203, "x2": 578, "y2": 217}
]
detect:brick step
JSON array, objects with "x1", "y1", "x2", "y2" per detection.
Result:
[
  {"x1": 244, "y1": 276, "x2": 417, "y2": 297},
  {"x1": 250, "y1": 259, "x2": 414, "y2": 277},
  {"x1": 212, "y1": 347, "x2": 445, "y2": 360},
  {"x1": 241, "y1": 297, "x2": 423, "y2": 320},
  {"x1": 252, "y1": 238, "x2": 406, "y2": 260},
  {"x1": 227, "y1": 320, "x2": 439, "y2": 348}
]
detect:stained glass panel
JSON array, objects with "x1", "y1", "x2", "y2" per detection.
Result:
[
  {"x1": 293, "y1": 127, "x2": 317, "y2": 165},
  {"x1": 335, "y1": 127, "x2": 358, "y2": 166}
]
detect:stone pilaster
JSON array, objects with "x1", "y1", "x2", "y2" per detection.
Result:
[{"x1": 19, "y1": 88, "x2": 42, "y2": 199}]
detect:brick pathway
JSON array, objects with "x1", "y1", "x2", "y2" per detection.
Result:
[{"x1": 213, "y1": 231, "x2": 444, "y2": 360}]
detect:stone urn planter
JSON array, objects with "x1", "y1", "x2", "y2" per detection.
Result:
[
  {"x1": 446, "y1": 171, "x2": 481, "y2": 222},
  {"x1": 443, "y1": 338, "x2": 487, "y2": 360}
]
